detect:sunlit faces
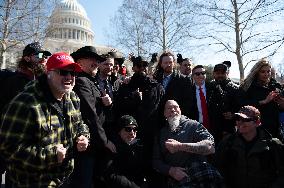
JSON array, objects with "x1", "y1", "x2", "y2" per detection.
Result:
[
  {"x1": 164, "y1": 100, "x2": 181, "y2": 119},
  {"x1": 48, "y1": 67, "x2": 76, "y2": 99},
  {"x1": 161, "y1": 55, "x2": 174, "y2": 75},
  {"x1": 257, "y1": 65, "x2": 271, "y2": 85},
  {"x1": 99, "y1": 58, "x2": 114, "y2": 76},
  {"x1": 119, "y1": 125, "x2": 137, "y2": 144},
  {"x1": 192, "y1": 67, "x2": 206, "y2": 86},
  {"x1": 180, "y1": 60, "x2": 192, "y2": 76},
  {"x1": 77, "y1": 57, "x2": 100, "y2": 75}
]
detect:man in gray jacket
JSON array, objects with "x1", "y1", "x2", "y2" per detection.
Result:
[{"x1": 153, "y1": 100, "x2": 223, "y2": 188}]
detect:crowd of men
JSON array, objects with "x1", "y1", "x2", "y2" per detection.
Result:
[{"x1": 0, "y1": 42, "x2": 284, "y2": 188}]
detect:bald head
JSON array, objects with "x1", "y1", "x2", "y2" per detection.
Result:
[{"x1": 164, "y1": 100, "x2": 181, "y2": 119}]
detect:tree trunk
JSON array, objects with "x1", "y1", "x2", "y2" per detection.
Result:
[{"x1": 233, "y1": 0, "x2": 244, "y2": 81}]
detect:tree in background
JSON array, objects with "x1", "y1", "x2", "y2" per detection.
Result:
[
  {"x1": 111, "y1": 0, "x2": 284, "y2": 80},
  {"x1": 191, "y1": 0, "x2": 284, "y2": 81},
  {"x1": 0, "y1": 0, "x2": 55, "y2": 69},
  {"x1": 110, "y1": 0, "x2": 196, "y2": 57},
  {"x1": 110, "y1": 0, "x2": 149, "y2": 57}
]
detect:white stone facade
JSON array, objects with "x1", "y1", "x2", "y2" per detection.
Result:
[{"x1": 43, "y1": 0, "x2": 95, "y2": 54}]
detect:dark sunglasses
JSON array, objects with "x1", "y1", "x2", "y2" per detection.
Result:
[
  {"x1": 235, "y1": 116, "x2": 255, "y2": 122},
  {"x1": 136, "y1": 62, "x2": 148, "y2": 68},
  {"x1": 194, "y1": 71, "x2": 206, "y2": 76},
  {"x1": 52, "y1": 69, "x2": 77, "y2": 77},
  {"x1": 124, "y1": 127, "x2": 138, "y2": 133}
]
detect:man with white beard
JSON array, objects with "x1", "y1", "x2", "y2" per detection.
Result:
[{"x1": 153, "y1": 100, "x2": 224, "y2": 188}]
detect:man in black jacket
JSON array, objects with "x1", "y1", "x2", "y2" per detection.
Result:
[
  {"x1": 210, "y1": 63, "x2": 241, "y2": 143},
  {"x1": 70, "y1": 46, "x2": 116, "y2": 188},
  {"x1": 113, "y1": 56, "x2": 164, "y2": 187},
  {"x1": 103, "y1": 115, "x2": 147, "y2": 188},
  {"x1": 153, "y1": 51, "x2": 194, "y2": 119}
]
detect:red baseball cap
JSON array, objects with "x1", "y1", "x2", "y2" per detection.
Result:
[{"x1": 46, "y1": 52, "x2": 82, "y2": 72}]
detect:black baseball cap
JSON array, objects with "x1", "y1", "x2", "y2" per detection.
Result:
[
  {"x1": 213, "y1": 63, "x2": 228, "y2": 72},
  {"x1": 23, "y1": 42, "x2": 51, "y2": 57}
]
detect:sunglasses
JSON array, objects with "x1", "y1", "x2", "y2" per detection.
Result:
[
  {"x1": 235, "y1": 116, "x2": 255, "y2": 122},
  {"x1": 194, "y1": 71, "x2": 206, "y2": 76},
  {"x1": 52, "y1": 69, "x2": 77, "y2": 77},
  {"x1": 124, "y1": 127, "x2": 138, "y2": 133}
]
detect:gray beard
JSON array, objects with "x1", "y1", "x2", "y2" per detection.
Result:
[{"x1": 168, "y1": 115, "x2": 181, "y2": 131}]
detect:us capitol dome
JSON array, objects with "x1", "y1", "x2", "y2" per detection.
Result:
[{"x1": 44, "y1": 0, "x2": 112, "y2": 54}]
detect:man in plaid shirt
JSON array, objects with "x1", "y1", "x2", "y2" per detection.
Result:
[{"x1": 0, "y1": 52, "x2": 90, "y2": 188}]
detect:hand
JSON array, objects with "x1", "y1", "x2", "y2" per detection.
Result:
[
  {"x1": 105, "y1": 140, "x2": 117, "y2": 153},
  {"x1": 275, "y1": 96, "x2": 284, "y2": 109},
  {"x1": 169, "y1": 167, "x2": 188, "y2": 181},
  {"x1": 101, "y1": 90, "x2": 112, "y2": 106},
  {"x1": 223, "y1": 112, "x2": 233, "y2": 120},
  {"x1": 263, "y1": 90, "x2": 279, "y2": 104},
  {"x1": 165, "y1": 139, "x2": 182, "y2": 153},
  {"x1": 76, "y1": 135, "x2": 89, "y2": 152},
  {"x1": 56, "y1": 144, "x2": 66, "y2": 163}
]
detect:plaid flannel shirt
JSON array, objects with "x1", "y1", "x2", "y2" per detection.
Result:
[{"x1": 0, "y1": 76, "x2": 89, "y2": 188}]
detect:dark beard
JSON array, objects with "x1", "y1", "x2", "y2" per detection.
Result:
[{"x1": 33, "y1": 63, "x2": 46, "y2": 77}]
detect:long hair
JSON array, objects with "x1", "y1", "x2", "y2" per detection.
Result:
[
  {"x1": 241, "y1": 58, "x2": 271, "y2": 91},
  {"x1": 153, "y1": 51, "x2": 177, "y2": 79}
]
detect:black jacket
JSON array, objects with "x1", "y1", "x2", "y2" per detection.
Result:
[
  {"x1": 74, "y1": 72, "x2": 108, "y2": 149},
  {"x1": 241, "y1": 79, "x2": 283, "y2": 138},
  {"x1": 209, "y1": 79, "x2": 241, "y2": 140},
  {"x1": 113, "y1": 76, "x2": 164, "y2": 140},
  {"x1": 103, "y1": 137, "x2": 146, "y2": 188},
  {"x1": 216, "y1": 127, "x2": 284, "y2": 188},
  {"x1": 155, "y1": 71, "x2": 194, "y2": 119}
]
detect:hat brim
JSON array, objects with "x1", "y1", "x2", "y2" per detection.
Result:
[
  {"x1": 58, "y1": 63, "x2": 82, "y2": 72},
  {"x1": 234, "y1": 113, "x2": 250, "y2": 119},
  {"x1": 71, "y1": 51, "x2": 106, "y2": 62}
]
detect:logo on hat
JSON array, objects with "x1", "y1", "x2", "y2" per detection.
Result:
[{"x1": 46, "y1": 52, "x2": 82, "y2": 72}]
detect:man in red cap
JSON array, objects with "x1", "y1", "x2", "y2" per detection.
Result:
[{"x1": 0, "y1": 52, "x2": 90, "y2": 187}]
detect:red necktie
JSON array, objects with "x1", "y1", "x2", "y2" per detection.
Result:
[{"x1": 199, "y1": 86, "x2": 210, "y2": 129}]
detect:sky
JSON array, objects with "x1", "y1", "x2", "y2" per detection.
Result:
[
  {"x1": 78, "y1": 0, "x2": 284, "y2": 79},
  {"x1": 79, "y1": 0, "x2": 123, "y2": 46}
]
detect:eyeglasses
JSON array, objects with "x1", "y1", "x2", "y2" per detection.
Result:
[
  {"x1": 52, "y1": 69, "x2": 77, "y2": 77},
  {"x1": 235, "y1": 116, "x2": 255, "y2": 122},
  {"x1": 194, "y1": 71, "x2": 206, "y2": 76},
  {"x1": 124, "y1": 127, "x2": 138, "y2": 133}
]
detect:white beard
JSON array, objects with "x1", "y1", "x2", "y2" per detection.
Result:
[{"x1": 168, "y1": 115, "x2": 181, "y2": 131}]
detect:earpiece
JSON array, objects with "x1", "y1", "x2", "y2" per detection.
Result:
[{"x1": 47, "y1": 74, "x2": 51, "y2": 79}]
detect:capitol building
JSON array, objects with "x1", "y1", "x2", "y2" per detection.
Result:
[{"x1": 2, "y1": 0, "x2": 116, "y2": 70}]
